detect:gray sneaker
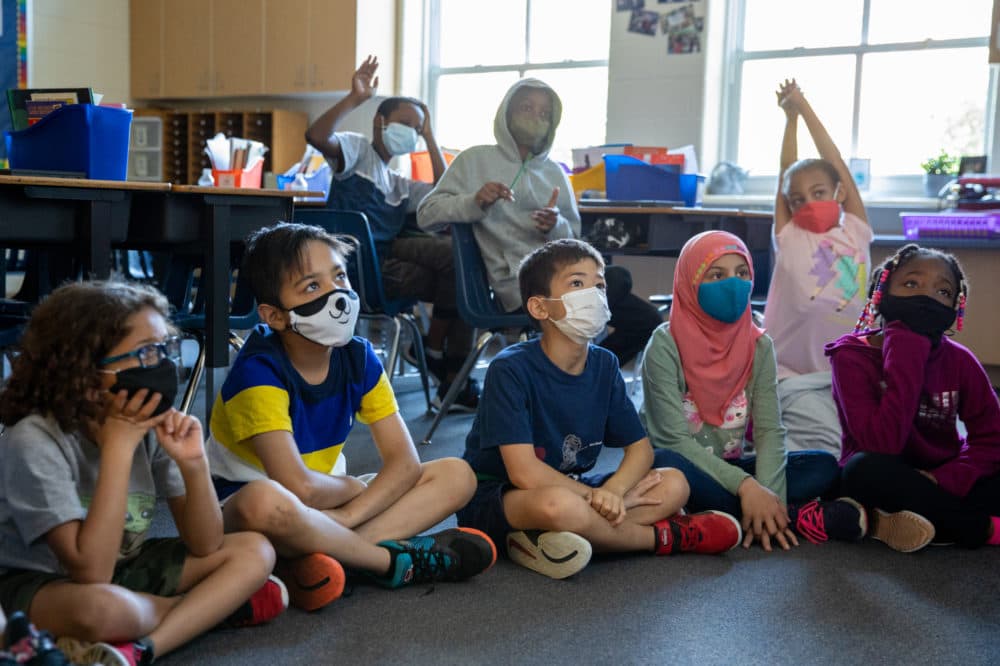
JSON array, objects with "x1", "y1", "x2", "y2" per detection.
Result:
[
  {"x1": 506, "y1": 530, "x2": 591, "y2": 579},
  {"x1": 871, "y1": 509, "x2": 935, "y2": 553}
]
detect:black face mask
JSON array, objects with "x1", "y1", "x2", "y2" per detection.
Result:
[
  {"x1": 109, "y1": 358, "x2": 180, "y2": 417},
  {"x1": 878, "y1": 294, "x2": 956, "y2": 344}
]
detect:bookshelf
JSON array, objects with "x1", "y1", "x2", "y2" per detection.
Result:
[{"x1": 128, "y1": 109, "x2": 307, "y2": 185}]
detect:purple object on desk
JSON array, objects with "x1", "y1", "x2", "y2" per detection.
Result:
[{"x1": 901, "y1": 211, "x2": 1000, "y2": 240}]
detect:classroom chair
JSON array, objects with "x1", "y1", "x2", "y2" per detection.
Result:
[
  {"x1": 419, "y1": 223, "x2": 533, "y2": 447},
  {"x1": 293, "y1": 208, "x2": 432, "y2": 412}
]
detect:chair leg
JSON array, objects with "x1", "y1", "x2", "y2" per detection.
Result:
[
  {"x1": 384, "y1": 317, "x2": 402, "y2": 381},
  {"x1": 180, "y1": 334, "x2": 206, "y2": 416},
  {"x1": 400, "y1": 314, "x2": 432, "y2": 413},
  {"x1": 420, "y1": 329, "x2": 497, "y2": 446}
]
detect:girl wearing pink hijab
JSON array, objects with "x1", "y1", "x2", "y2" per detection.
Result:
[{"x1": 640, "y1": 231, "x2": 865, "y2": 551}]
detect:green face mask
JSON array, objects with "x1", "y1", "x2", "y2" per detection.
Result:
[{"x1": 508, "y1": 113, "x2": 550, "y2": 150}]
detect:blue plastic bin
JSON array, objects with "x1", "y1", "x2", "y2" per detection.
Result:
[
  {"x1": 5, "y1": 104, "x2": 133, "y2": 180},
  {"x1": 603, "y1": 154, "x2": 704, "y2": 206}
]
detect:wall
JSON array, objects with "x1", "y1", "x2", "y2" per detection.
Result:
[{"x1": 27, "y1": 0, "x2": 130, "y2": 105}]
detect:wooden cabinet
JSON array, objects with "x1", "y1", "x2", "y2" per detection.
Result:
[
  {"x1": 129, "y1": 0, "x2": 163, "y2": 99},
  {"x1": 162, "y1": 0, "x2": 213, "y2": 97},
  {"x1": 130, "y1": 0, "x2": 395, "y2": 99},
  {"x1": 212, "y1": 0, "x2": 264, "y2": 95}
]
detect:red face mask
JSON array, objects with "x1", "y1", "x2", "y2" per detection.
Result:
[{"x1": 791, "y1": 199, "x2": 841, "y2": 233}]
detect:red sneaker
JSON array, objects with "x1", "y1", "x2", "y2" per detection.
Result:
[
  {"x1": 273, "y1": 553, "x2": 346, "y2": 611},
  {"x1": 224, "y1": 574, "x2": 289, "y2": 627},
  {"x1": 56, "y1": 637, "x2": 152, "y2": 666},
  {"x1": 654, "y1": 511, "x2": 742, "y2": 555}
]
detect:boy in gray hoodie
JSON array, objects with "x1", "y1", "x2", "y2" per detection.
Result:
[{"x1": 417, "y1": 79, "x2": 661, "y2": 365}]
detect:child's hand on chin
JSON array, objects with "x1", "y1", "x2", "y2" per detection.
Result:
[
  {"x1": 95, "y1": 388, "x2": 167, "y2": 453},
  {"x1": 155, "y1": 409, "x2": 206, "y2": 464}
]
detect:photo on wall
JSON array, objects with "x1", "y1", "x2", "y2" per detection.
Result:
[
  {"x1": 663, "y1": 3, "x2": 703, "y2": 54},
  {"x1": 617, "y1": 0, "x2": 645, "y2": 11},
  {"x1": 628, "y1": 8, "x2": 659, "y2": 35}
]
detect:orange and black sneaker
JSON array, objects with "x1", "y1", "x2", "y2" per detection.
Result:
[{"x1": 273, "y1": 552, "x2": 346, "y2": 611}]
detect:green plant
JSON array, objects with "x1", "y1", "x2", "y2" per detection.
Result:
[{"x1": 921, "y1": 150, "x2": 959, "y2": 175}]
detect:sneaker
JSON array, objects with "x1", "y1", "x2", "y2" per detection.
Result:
[
  {"x1": 871, "y1": 508, "x2": 935, "y2": 553},
  {"x1": 223, "y1": 575, "x2": 288, "y2": 627},
  {"x1": 2, "y1": 612, "x2": 71, "y2": 665},
  {"x1": 432, "y1": 377, "x2": 481, "y2": 413},
  {"x1": 56, "y1": 638, "x2": 152, "y2": 666},
  {"x1": 375, "y1": 527, "x2": 497, "y2": 589},
  {"x1": 273, "y1": 553, "x2": 346, "y2": 611},
  {"x1": 401, "y1": 337, "x2": 447, "y2": 385},
  {"x1": 653, "y1": 511, "x2": 742, "y2": 555},
  {"x1": 791, "y1": 498, "x2": 868, "y2": 544},
  {"x1": 506, "y1": 530, "x2": 592, "y2": 579}
]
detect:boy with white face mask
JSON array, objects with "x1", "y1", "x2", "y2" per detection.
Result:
[
  {"x1": 456, "y1": 239, "x2": 742, "y2": 580},
  {"x1": 205, "y1": 222, "x2": 497, "y2": 611},
  {"x1": 306, "y1": 55, "x2": 479, "y2": 411}
]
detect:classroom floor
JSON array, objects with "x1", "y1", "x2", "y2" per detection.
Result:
[{"x1": 142, "y1": 329, "x2": 1000, "y2": 666}]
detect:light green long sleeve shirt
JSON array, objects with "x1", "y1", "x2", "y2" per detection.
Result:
[{"x1": 639, "y1": 323, "x2": 788, "y2": 502}]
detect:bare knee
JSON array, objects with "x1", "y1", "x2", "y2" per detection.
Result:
[
  {"x1": 424, "y1": 457, "x2": 477, "y2": 506},
  {"x1": 533, "y1": 487, "x2": 593, "y2": 532},
  {"x1": 655, "y1": 467, "x2": 690, "y2": 507},
  {"x1": 218, "y1": 531, "x2": 277, "y2": 578},
  {"x1": 35, "y1": 584, "x2": 152, "y2": 641},
  {"x1": 227, "y1": 479, "x2": 306, "y2": 538}
]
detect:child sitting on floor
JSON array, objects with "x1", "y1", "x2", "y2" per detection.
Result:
[{"x1": 0, "y1": 281, "x2": 284, "y2": 666}]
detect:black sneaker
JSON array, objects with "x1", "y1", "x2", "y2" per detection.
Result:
[
  {"x1": 401, "y1": 336, "x2": 447, "y2": 385},
  {"x1": 791, "y1": 498, "x2": 868, "y2": 544},
  {"x1": 432, "y1": 378, "x2": 480, "y2": 413},
  {"x1": 3, "y1": 612, "x2": 71, "y2": 665},
  {"x1": 373, "y1": 527, "x2": 497, "y2": 589}
]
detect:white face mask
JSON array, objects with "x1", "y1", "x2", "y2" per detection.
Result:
[
  {"x1": 382, "y1": 122, "x2": 419, "y2": 156},
  {"x1": 286, "y1": 288, "x2": 360, "y2": 348},
  {"x1": 544, "y1": 287, "x2": 611, "y2": 344}
]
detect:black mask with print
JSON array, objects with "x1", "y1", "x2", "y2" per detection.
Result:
[{"x1": 878, "y1": 294, "x2": 956, "y2": 345}]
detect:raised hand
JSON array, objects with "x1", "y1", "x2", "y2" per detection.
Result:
[
  {"x1": 531, "y1": 187, "x2": 560, "y2": 233},
  {"x1": 351, "y1": 55, "x2": 380, "y2": 101},
  {"x1": 776, "y1": 78, "x2": 802, "y2": 117}
]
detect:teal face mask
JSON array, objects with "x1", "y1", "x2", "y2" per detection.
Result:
[{"x1": 697, "y1": 277, "x2": 752, "y2": 323}]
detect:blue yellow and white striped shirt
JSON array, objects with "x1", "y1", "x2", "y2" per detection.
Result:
[{"x1": 207, "y1": 325, "x2": 397, "y2": 495}]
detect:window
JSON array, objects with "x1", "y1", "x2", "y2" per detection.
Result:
[
  {"x1": 723, "y1": 0, "x2": 993, "y2": 184},
  {"x1": 427, "y1": 0, "x2": 611, "y2": 166}
]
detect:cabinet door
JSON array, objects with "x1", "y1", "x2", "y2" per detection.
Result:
[
  {"x1": 162, "y1": 0, "x2": 212, "y2": 97},
  {"x1": 212, "y1": 0, "x2": 264, "y2": 96},
  {"x1": 130, "y1": 0, "x2": 163, "y2": 99},
  {"x1": 307, "y1": 0, "x2": 356, "y2": 91},
  {"x1": 263, "y1": 0, "x2": 310, "y2": 94}
]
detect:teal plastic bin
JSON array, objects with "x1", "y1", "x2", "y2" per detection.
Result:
[
  {"x1": 603, "y1": 154, "x2": 704, "y2": 206},
  {"x1": 5, "y1": 104, "x2": 133, "y2": 180}
]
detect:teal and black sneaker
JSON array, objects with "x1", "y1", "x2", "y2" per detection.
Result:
[{"x1": 375, "y1": 527, "x2": 497, "y2": 589}]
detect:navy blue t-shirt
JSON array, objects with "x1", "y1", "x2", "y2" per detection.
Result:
[{"x1": 464, "y1": 339, "x2": 646, "y2": 481}]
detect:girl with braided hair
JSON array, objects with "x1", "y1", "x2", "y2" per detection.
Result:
[{"x1": 826, "y1": 243, "x2": 1000, "y2": 552}]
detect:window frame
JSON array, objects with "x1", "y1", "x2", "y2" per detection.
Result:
[
  {"x1": 425, "y1": 0, "x2": 609, "y2": 153},
  {"x1": 719, "y1": 0, "x2": 997, "y2": 195}
]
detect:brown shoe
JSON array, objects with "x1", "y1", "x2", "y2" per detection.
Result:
[{"x1": 871, "y1": 509, "x2": 935, "y2": 553}]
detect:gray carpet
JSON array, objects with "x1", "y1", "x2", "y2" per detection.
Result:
[{"x1": 151, "y1": 363, "x2": 1000, "y2": 665}]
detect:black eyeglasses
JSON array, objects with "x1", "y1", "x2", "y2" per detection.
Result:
[{"x1": 99, "y1": 336, "x2": 182, "y2": 368}]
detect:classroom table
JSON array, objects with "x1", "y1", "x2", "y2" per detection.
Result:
[{"x1": 0, "y1": 175, "x2": 171, "y2": 281}]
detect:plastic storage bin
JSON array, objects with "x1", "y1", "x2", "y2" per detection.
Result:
[
  {"x1": 5, "y1": 104, "x2": 133, "y2": 180},
  {"x1": 901, "y1": 211, "x2": 1000, "y2": 239},
  {"x1": 569, "y1": 162, "x2": 606, "y2": 198},
  {"x1": 212, "y1": 159, "x2": 264, "y2": 188},
  {"x1": 603, "y1": 154, "x2": 704, "y2": 206}
]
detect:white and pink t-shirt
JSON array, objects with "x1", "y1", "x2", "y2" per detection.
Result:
[{"x1": 763, "y1": 212, "x2": 873, "y2": 379}]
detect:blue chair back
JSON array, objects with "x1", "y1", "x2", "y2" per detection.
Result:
[
  {"x1": 293, "y1": 208, "x2": 411, "y2": 317},
  {"x1": 450, "y1": 223, "x2": 531, "y2": 331}
]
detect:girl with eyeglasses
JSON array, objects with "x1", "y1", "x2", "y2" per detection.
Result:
[{"x1": 0, "y1": 281, "x2": 286, "y2": 666}]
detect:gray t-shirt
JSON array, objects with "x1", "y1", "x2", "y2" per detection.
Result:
[{"x1": 0, "y1": 413, "x2": 186, "y2": 574}]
